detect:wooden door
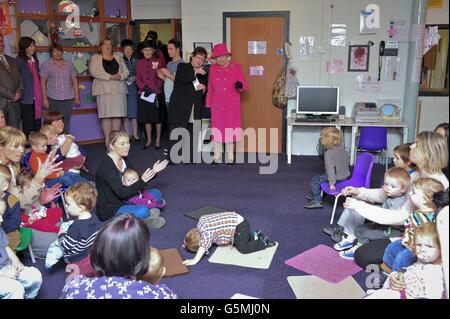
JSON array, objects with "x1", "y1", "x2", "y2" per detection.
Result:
[{"x1": 230, "y1": 16, "x2": 285, "y2": 153}]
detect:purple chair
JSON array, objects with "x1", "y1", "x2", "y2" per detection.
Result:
[
  {"x1": 356, "y1": 127, "x2": 388, "y2": 171},
  {"x1": 320, "y1": 153, "x2": 375, "y2": 225}
]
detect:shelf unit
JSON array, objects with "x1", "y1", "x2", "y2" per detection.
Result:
[{"x1": 14, "y1": 0, "x2": 133, "y2": 144}]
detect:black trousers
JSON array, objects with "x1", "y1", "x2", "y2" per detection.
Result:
[
  {"x1": 20, "y1": 103, "x2": 41, "y2": 138},
  {"x1": 354, "y1": 238, "x2": 391, "y2": 269},
  {"x1": 233, "y1": 219, "x2": 266, "y2": 254}
]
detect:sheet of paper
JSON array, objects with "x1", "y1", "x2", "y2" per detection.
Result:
[
  {"x1": 248, "y1": 41, "x2": 267, "y2": 55},
  {"x1": 384, "y1": 56, "x2": 402, "y2": 81},
  {"x1": 326, "y1": 59, "x2": 344, "y2": 74},
  {"x1": 249, "y1": 66, "x2": 264, "y2": 76},
  {"x1": 140, "y1": 92, "x2": 156, "y2": 103},
  {"x1": 299, "y1": 36, "x2": 314, "y2": 60},
  {"x1": 330, "y1": 24, "x2": 347, "y2": 47},
  {"x1": 74, "y1": 58, "x2": 88, "y2": 74}
]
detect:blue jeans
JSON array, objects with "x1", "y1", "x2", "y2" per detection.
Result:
[
  {"x1": 46, "y1": 172, "x2": 87, "y2": 188},
  {"x1": 0, "y1": 264, "x2": 42, "y2": 299},
  {"x1": 116, "y1": 205, "x2": 149, "y2": 219},
  {"x1": 310, "y1": 174, "x2": 329, "y2": 203},
  {"x1": 383, "y1": 239, "x2": 417, "y2": 272}
]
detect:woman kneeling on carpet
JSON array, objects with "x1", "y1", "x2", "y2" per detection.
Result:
[
  {"x1": 182, "y1": 211, "x2": 276, "y2": 266},
  {"x1": 61, "y1": 214, "x2": 177, "y2": 299},
  {"x1": 95, "y1": 131, "x2": 168, "y2": 228}
]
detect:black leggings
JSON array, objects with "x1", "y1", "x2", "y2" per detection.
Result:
[
  {"x1": 233, "y1": 219, "x2": 266, "y2": 254},
  {"x1": 20, "y1": 103, "x2": 41, "y2": 138},
  {"x1": 354, "y1": 239, "x2": 391, "y2": 269}
]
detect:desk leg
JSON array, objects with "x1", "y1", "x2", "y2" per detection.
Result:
[
  {"x1": 287, "y1": 124, "x2": 292, "y2": 164},
  {"x1": 403, "y1": 127, "x2": 408, "y2": 144},
  {"x1": 350, "y1": 126, "x2": 357, "y2": 165}
]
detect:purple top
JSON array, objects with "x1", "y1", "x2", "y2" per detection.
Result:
[
  {"x1": 136, "y1": 57, "x2": 163, "y2": 95},
  {"x1": 40, "y1": 59, "x2": 77, "y2": 100},
  {"x1": 61, "y1": 275, "x2": 177, "y2": 299}
]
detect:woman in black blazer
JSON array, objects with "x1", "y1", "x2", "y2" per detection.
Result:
[
  {"x1": 95, "y1": 131, "x2": 168, "y2": 227},
  {"x1": 166, "y1": 47, "x2": 209, "y2": 164}
]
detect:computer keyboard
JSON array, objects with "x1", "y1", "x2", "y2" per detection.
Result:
[{"x1": 294, "y1": 117, "x2": 334, "y2": 123}]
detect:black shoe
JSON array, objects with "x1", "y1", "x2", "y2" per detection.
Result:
[
  {"x1": 227, "y1": 159, "x2": 235, "y2": 166},
  {"x1": 143, "y1": 143, "x2": 152, "y2": 150},
  {"x1": 263, "y1": 236, "x2": 276, "y2": 248},
  {"x1": 155, "y1": 144, "x2": 161, "y2": 150},
  {"x1": 211, "y1": 160, "x2": 219, "y2": 166},
  {"x1": 323, "y1": 225, "x2": 343, "y2": 236}
]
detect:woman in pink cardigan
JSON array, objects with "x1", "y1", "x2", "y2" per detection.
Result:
[{"x1": 206, "y1": 44, "x2": 248, "y2": 165}]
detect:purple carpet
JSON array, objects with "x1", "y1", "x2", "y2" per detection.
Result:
[
  {"x1": 22, "y1": 140, "x2": 385, "y2": 299},
  {"x1": 285, "y1": 244, "x2": 363, "y2": 284}
]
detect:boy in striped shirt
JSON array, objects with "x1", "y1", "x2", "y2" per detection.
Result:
[
  {"x1": 59, "y1": 183, "x2": 102, "y2": 276},
  {"x1": 182, "y1": 212, "x2": 276, "y2": 266}
]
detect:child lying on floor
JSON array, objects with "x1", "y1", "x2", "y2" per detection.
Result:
[{"x1": 182, "y1": 211, "x2": 275, "y2": 266}]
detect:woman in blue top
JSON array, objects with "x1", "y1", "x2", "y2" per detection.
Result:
[
  {"x1": 121, "y1": 39, "x2": 140, "y2": 141},
  {"x1": 61, "y1": 214, "x2": 177, "y2": 299}
]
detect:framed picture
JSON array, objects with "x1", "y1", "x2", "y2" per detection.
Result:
[
  {"x1": 348, "y1": 45, "x2": 370, "y2": 72},
  {"x1": 193, "y1": 42, "x2": 213, "y2": 53}
]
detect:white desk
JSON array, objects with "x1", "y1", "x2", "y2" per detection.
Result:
[{"x1": 287, "y1": 117, "x2": 408, "y2": 165}]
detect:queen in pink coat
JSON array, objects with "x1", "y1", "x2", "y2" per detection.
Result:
[{"x1": 206, "y1": 43, "x2": 248, "y2": 165}]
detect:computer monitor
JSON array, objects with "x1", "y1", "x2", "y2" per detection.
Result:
[{"x1": 296, "y1": 86, "x2": 340, "y2": 116}]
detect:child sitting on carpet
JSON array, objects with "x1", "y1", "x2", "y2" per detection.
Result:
[
  {"x1": 122, "y1": 169, "x2": 167, "y2": 209},
  {"x1": 381, "y1": 178, "x2": 446, "y2": 273},
  {"x1": 304, "y1": 127, "x2": 350, "y2": 209},
  {"x1": 0, "y1": 165, "x2": 21, "y2": 250},
  {"x1": 182, "y1": 211, "x2": 276, "y2": 266},
  {"x1": 0, "y1": 199, "x2": 43, "y2": 299},
  {"x1": 17, "y1": 170, "x2": 62, "y2": 233},
  {"x1": 334, "y1": 167, "x2": 411, "y2": 260},
  {"x1": 139, "y1": 247, "x2": 166, "y2": 285},
  {"x1": 393, "y1": 143, "x2": 416, "y2": 175},
  {"x1": 365, "y1": 222, "x2": 445, "y2": 299},
  {"x1": 59, "y1": 182, "x2": 103, "y2": 276}
]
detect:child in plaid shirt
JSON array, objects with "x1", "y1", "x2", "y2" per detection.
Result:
[
  {"x1": 182, "y1": 211, "x2": 276, "y2": 266},
  {"x1": 122, "y1": 169, "x2": 166, "y2": 209}
]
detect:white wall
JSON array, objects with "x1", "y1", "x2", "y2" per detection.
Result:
[
  {"x1": 181, "y1": 0, "x2": 413, "y2": 156},
  {"x1": 131, "y1": 0, "x2": 181, "y2": 20}
]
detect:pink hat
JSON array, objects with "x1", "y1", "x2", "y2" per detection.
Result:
[{"x1": 210, "y1": 43, "x2": 232, "y2": 59}]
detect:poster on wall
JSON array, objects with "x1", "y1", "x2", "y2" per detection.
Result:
[
  {"x1": 388, "y1": 20, "x2": 408, "y2": 42},
  {"x1": 0, "y1": 1, "x2": 12, "y2": 35},
  {"x1": 359, "y1": 4, "x2": 380, "y2": 35},
  {"x1": 248, "y1": 41, "x2": 267, "y2": 55},
  {"x1": 384, "y1": 56, "x2": 402, "y2": 81},
  {"x1": 330, "y1": 24, "x2": 347, "y2": 47},
  {"x1": 299, "y1": 36, "x2": 314, "y2": 59},
  {"x1": 356, "y1": 74, "x2": 382, "y2": 92},
  {"x1": 250, "y1": 66, "x2": 264, "y2": 76},
  {"x1": 327, "y1": 59, "x2": 345, "y2": 74},
  {"x1": 348, "y1": 45, "x2": 370, "y2": 72}
]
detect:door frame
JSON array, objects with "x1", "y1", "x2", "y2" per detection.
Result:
[{"x1": 223, "y1": 11, "x2": 290, "y2": 154}]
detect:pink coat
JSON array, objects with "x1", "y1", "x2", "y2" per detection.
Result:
[{"x1": 206, "y1": 61, "x2": 248, "y2": 143}]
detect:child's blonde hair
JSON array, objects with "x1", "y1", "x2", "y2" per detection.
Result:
[
  {"x1": 16, "y1": 170, "x2": 34, "y2": 189},
  {"x1": 184, "y1": 228, "x2": 201, "y2": 253},
  {"x1": 320, "y1": 127, "x2": 343, "y2": 149},
  {"x1": 0, "y1": 126, "x2": 27, "y2": 149},
  {"x1": 28, "y1": 131, "x2": 48, "y2": 148},
  {"x1": 412, "y1": 178, "x2": 445, "y2": 210},
  {"x1": 65, "y1": 182, "x2": 98, "y2": 212},
  {"x1": 414, "y1": 222, "x2": 441, "y2": 264},
  {"x1": 40, "y1": 124, "x2": 58, "y2": 138},
  {"x1": 106, "y1": 131, "x2": 129, "y2": 151},
  {"x1": 384, "y1": 167, "x2": 411, "y2": 189},
  {"x1": 415, "y1": 132, "x2": 448, "y2": 174},
  {"x1": 0, "y1": 165, "x2": 12, "y2": 183},
  {"x1": 140, "y1": 247, "x2": 165, "y2": 285}
]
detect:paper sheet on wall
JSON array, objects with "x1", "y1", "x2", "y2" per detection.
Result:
[
  {"x1": 299, "y1": 36, "x2": 314, "y2": 60},
  {"x1": 74, "y1": 57, "x2": 88, "y2": 74},
  {"x1": 356, "y1": 74, "x2": 382, "y2": 92},
  {"x1": 250, "y1": 66, "x2": 264, "y2": 76},
  {"x1": 330, "y1": 24, "x2": 347, "y2": 47},
  {"x1": 248, "y1": 41, "x2": 267, "y2": 55},
  {"x1": 384, "y1": 56, "x2": 402, "y2": 81},
  {"x1": 388, "y1": 20, "x2": 408, "y2": 42},
  {"x1": 326, "y1": 59, "x2": 344, "y2": 74},
  {"x1": 140, "y1": 92, "x2": 156, "y2": 103}
]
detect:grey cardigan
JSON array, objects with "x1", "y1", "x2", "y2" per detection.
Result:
[{"x1": 324, "y1": 144, "x2": 350, "y2": 185}]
